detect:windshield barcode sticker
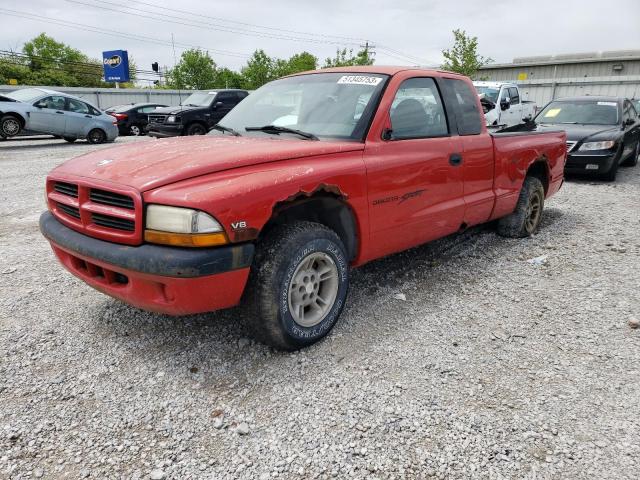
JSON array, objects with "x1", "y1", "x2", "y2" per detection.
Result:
[{"x1": 337, "y1": 75, "x2": 383, "y2": 86}]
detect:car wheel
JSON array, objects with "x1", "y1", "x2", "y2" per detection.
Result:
[
  {"x1": 600, "y1": 158, "x2": 619, "y2": 181},
  {"x1": 186, "y1": 123, "x2": 207, "y2": 135},
  {"x1": 129, "y1": 124, "x2": 142, "y2": 136},
  {"x1": 63, "y1": 137, "x2": 77, "y2": 143},
  {"x1": 87, "y1": 128, "x2": 107, "y2": 144},
  {"x1": 622, "y1": 142, "x2": 639, "y2": 167},
  {"x1": 0, "y1": 115, "x2": 22, "y2": 138},
  {"x1": 497, "y1": 176, "x2": 545, "y2": 238},
  {"x1": 244, "y1": 221, "x2": 349, "y2": 350}
]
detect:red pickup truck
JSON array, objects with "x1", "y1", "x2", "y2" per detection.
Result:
[{"x1": 40, "y1": 67, "x2": 566, "y2": 350}]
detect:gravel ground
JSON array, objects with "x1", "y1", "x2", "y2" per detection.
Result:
[{"x1": 1, "y1": 135, "x2": 639, "y2": 480}]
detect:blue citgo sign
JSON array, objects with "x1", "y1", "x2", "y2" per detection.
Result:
[{"x1": 102, "y1": 50, "x2": 130, "y2": 82}]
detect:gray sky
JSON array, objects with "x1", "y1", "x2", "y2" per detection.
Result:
[{"x1": 2, "y1": 0, "x2": 639, "y2": 84}]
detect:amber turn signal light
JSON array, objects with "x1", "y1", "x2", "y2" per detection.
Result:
[{"x1": 144, "y1": 230, "x2": 228, "y2": 247}]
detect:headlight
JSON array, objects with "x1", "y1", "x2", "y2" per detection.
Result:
[
  {"x1": 145, "y1": 205, "x2": 227, "y2": 247},
  {"x1": 578, "y1": 141, "x2": 616, "y2": 151},
  {"x1": 166, "y1": 115, "x2": 180, "y2": 123}
]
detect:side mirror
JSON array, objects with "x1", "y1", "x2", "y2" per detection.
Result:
[
  {"x1": 381, "y1": 128, "x2": 394, "y2": 141},
  {"x1": 624, "y1": 118, "x2": 635, "y2": 127},
  {"x1": 34, "y1": 101, "x2": 45, "y2": 109},
  {"x1": 500, "y1": 98, "x2": 511, "y2": 111},
  {"x1": 213, "y1": 101, "x2": 224, "y2": 110}
]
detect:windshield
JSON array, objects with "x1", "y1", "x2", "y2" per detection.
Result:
[
  {"x1": 475, "y1": 86, "x2": 499, "y2": 103},
  {"x1": 181, "y1": 92, "x2": 216, "y2": 107},
  {"x1": 536, "y1": 100, "x2": 619, "y2": 125},
  {"x1": 6, "y1": 88, "x2": 46, "y2": 103},
  {"x1": 214, "y1": 72, "x2": 389, "y2": 141}
]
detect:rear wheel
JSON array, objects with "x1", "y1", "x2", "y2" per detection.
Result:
[
  {"x1": 243, "y1": 221, "x2": 349, "y2": 350},
  {"x1": 186, "y1": 123, "x2": 207, "y2": 135},
  {"x1": 497, "y1": 176, "x2": 545, "y2": 238},
  {"x1": 87, "y1": 128, "x2": 107, "y2": 144},
  {"x1": 0, "y1": 115, "x2": 22, "y2": 138},
  {"x1": 129, "y1": 124, "x2": 142, "y2": 136}
]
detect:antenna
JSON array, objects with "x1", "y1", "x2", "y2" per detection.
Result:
[{"x1": 171, "y1": 33, "x2": 182, "y2": 105}]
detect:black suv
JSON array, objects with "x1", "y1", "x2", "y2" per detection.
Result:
[
  {"x1": 147, "y1": 89, "x2": 248, "y2": 137},
  {"x1": 105, "y1": 103, "x2": 168, "y2": 136}
]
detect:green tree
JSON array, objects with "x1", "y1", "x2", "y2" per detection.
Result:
[
  {"x1": 167, "y1": 49, "x2": 217, "y2": 89},
  {"x1": 323, "y1": 46, "x2": 374, "y2": 68},
  {"x1": 21, "y1": 33, "x2": 104, "y2": 87},
  {"x1": 214, "y1": 67, "x2": 244, "y2": 89},
  {"x1": 441, "y1": 29, "x2": 492, "y2": 78},
  {"x1": 240, "y1": 50, "x2": 276, "y2": 90}
]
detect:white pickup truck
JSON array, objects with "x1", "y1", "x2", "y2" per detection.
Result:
[{"x1": 473, "y1": 82, "x2": 536, "y2": 128}]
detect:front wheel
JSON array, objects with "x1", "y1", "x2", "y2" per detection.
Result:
[
  {"x1": 622, "y1": 142, "x2": 639, "y2": 167},
  {"x1": 0, "y1": 115, "x2": 22, "y2": 138},
  {"x1": 497, "y1": 176, "x2": 545, "y2": 238},
  {"x1": 87, "y1": 128, "x2": 107, "y2": 144},
  {"x1": 243, "y1": 221, "x2": 349, "y2": 350},
  {"x1": 185, "y1": 123, "x2": 207, "y2": 136}
]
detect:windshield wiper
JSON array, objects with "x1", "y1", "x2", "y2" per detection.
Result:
[
  {"x1": 211, "y1": 124, "x2": 241, "y2": 136},
  {"x1": 245, "y1": 125, "x2": 319, "y2": 140}
]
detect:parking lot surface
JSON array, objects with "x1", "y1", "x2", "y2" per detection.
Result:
[{"x1": 1, "y1": 136, "x2": 639, "y2": 479}]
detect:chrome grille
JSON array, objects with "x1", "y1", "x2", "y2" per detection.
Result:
[
  {"x1": 148, "y1": 115, "x2": 166, "y2": 124},
  {"x1": 566, "y1": 141, "x2": 577, "y2": 153}
]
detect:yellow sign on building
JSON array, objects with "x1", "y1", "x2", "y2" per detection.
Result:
[
  {"x1": 8, "y1": 79, "x2": 18, "y2": 85},
  {"x1": 517, "y1": 72, "x2": 528, "y2": 81}
]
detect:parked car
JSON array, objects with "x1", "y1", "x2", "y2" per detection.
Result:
[
  {"x1": 105, "y1": 103, "x2": 168, "y2": 136},
  {"x1": 147, "y1": 89, "x2": 248, "y2": 137},
  {"x1": 473, "y1": 82, "x2": 536, "y2": 128},
  {"x1": 514, "y1": 96, "x2": 639, "y2": 180},
  {"x1": 0, "y1": 88, "x2": 118, "y2": 143},
  {"x1": 40, "y1": 67, "x2": 565, "y2": 350}
]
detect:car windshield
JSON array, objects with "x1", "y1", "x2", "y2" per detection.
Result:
[
  {"x1": 536, "y1": 100, "x2": 619, "y2": 125},
  {"x1": 475, "y1": 86, "x2": 500, "y2": 103},
  {"x1": 180, "y1": 92, "x2": 216, "y2": 107},
  {"x1": 6, "y1": 88, "x2": 46, "y2": 103},
  {"x1": 213, "y1": 72, "x2": 389, "y2": 141}
]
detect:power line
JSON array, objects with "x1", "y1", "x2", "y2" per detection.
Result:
[{"x1": 3, "y1": 9, "x2": 252, "y2": 59}]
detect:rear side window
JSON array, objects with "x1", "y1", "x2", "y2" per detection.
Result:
[
  {"x1": 442, "y1": 79, "x2": 483, "y2": 136},
  {"x1": 509, "y1": 87, "x2": 520, "y2": 104},
  {"x1": 66, "y1": 98, "x2": 90, "y2": 114}
]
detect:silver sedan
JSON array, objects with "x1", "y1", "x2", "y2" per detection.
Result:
[{"x1": 0, "y1": 88, "x2": 118, "y2": 143}]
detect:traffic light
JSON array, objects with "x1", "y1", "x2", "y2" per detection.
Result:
[{"x1": 151, "y1": 62, "x2": 159, "y2": 72}]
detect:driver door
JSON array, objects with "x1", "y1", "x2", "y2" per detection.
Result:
[{"x1": 30, "y1": 95, "x2": 67, "y2": 135}]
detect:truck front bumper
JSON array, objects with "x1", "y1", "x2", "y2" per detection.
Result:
[
  {"x1": 39, "y1": 212, "x2": 253, "y2": 315},
  {"x1": 147, "y1": 124, "x2": 183, "y2": 138}
]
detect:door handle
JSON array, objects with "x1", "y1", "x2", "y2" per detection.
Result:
[
  {"x1": 56, "y1": 111, "x2": 64, "y2": 114},
  {"x1": 84, "y1": 115, "x2": 92, "y2": 118},
  {"x1": 449, "y1": 153, "x2": 463, "y2": 166}
]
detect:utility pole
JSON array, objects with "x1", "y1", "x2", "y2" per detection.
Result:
[{"x1": 360, "y1": 41, "x2": 376, "y2": 59}]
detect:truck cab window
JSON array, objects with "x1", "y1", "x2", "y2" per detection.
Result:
[
  {"x1": 442, "y1": 79, "x2": 483, "y2": 136},
  {"x1": 215, "y1": 92, "x2": 236, "y2": 106},
  {"x1": 389, "y1": 77, "x2": 448, "y2": 139},
  {"x1": 508, "y1": 87, "x2": 520, "y2": 104}
]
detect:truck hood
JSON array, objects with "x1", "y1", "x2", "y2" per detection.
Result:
[
  {"x1": 52, "y1": 136, "x2": 364, "y2": 192},
  {"x1": 150, "y1": 105, "x2": 202, "y2": 115}
]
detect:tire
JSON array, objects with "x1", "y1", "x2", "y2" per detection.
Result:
[
  {"x1": 600, "y1": 158, "x2": 619, "y2": 181},
  {"x1": 185, "y1": 123, "x2": 207, "y2": 136},
  {"x1": 497, "y1": 176, "x2": 545, "y2": 238},
  {"x1": 87, "y1": 128, "x2": 107, "y2": 144},
  {"x1": 622, "y1": 142, "x2": 639, "y2": 167},
  {"x1": 243, "y1": 221, "x2": 350, "y2": 350},
  {"x1": 63, "y1": 137, "x2": 77, "y2": 143},
  {"x1": 0, "y1": 115, "x2": 22, "y2": 138},
  {"x1": 129, "y1": 124, "x2": 142, "y2": 136}
]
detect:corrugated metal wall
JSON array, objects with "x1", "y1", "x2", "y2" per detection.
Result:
[
  {"x1": 478, "y1": 57, "x2": 640, "y2": 107},
  {"x1": 0, "y1": 85, "x2": 191, "y2": 109}
]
